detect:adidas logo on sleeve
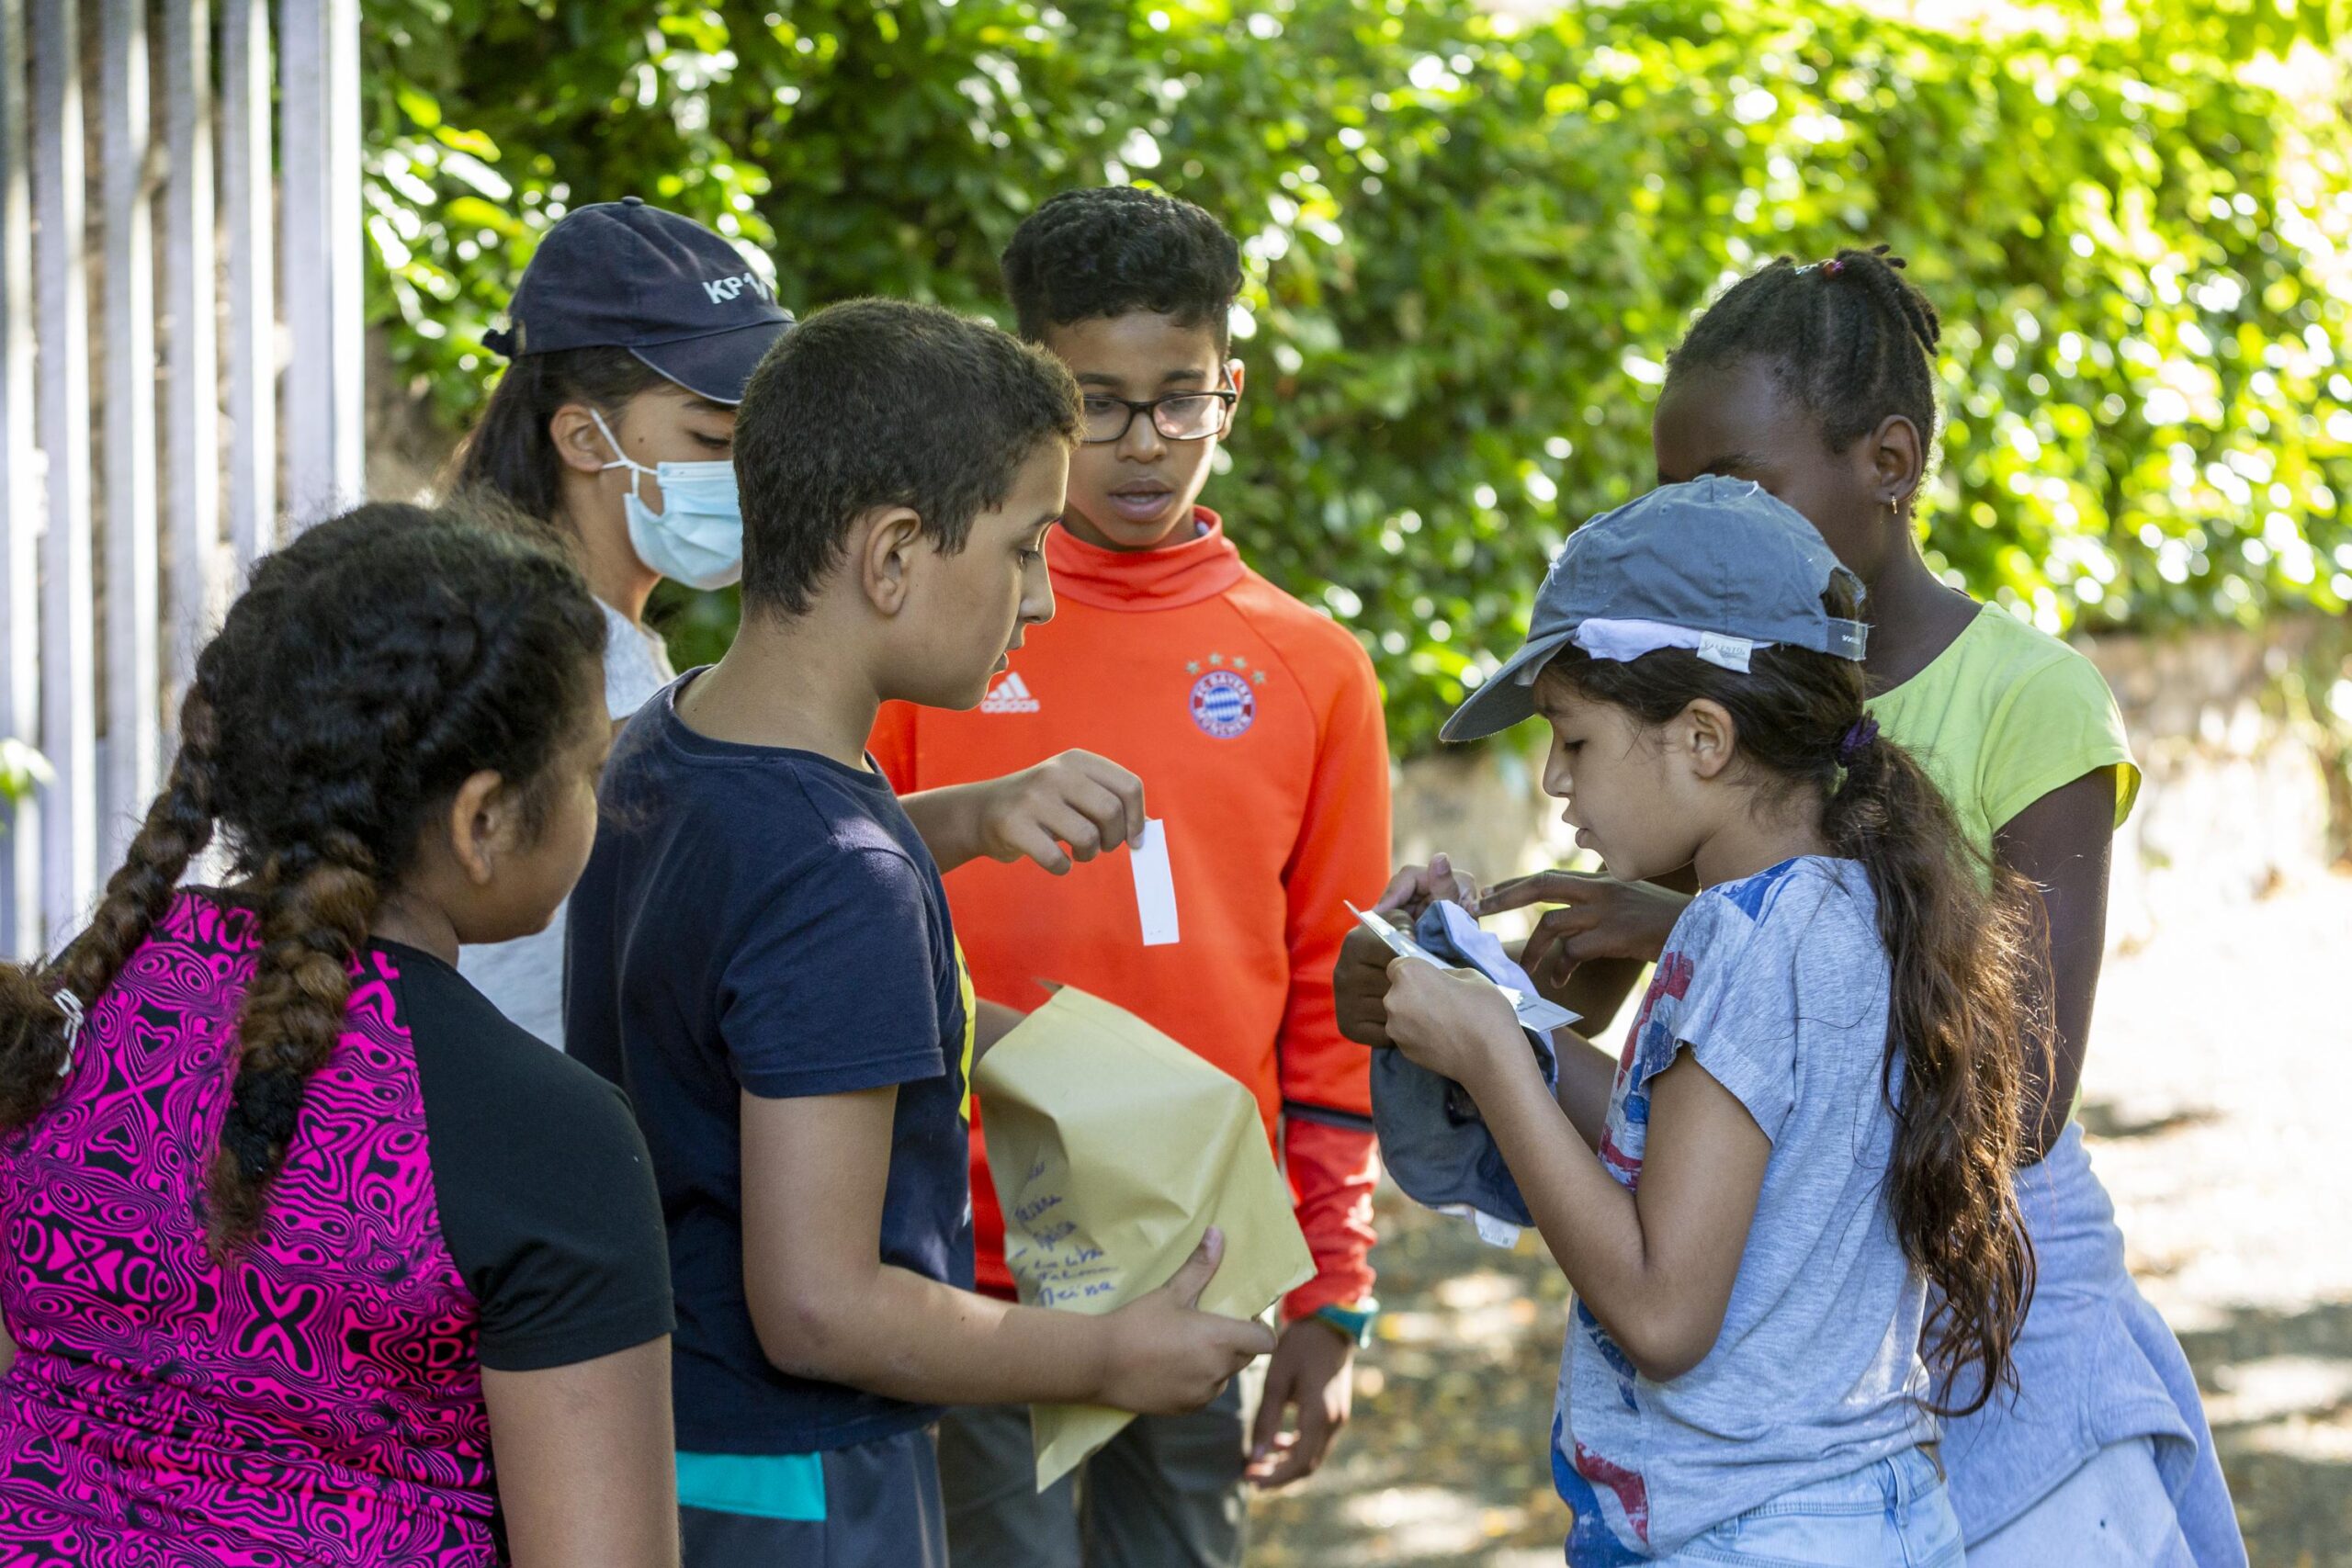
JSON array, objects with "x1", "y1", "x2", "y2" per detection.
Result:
[{"x1": 981, "y1": 672, "x2": 1041, "y2": 715}]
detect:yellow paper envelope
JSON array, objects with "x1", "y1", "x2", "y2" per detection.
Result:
[{"x1": 975, "y1": 985, "x2": 1315, "y2": 1491}]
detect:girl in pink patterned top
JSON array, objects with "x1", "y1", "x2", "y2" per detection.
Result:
[{"x1": 0, "y1": 504, "x2": 677, "y2": 1567}]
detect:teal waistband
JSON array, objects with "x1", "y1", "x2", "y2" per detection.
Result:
[{"x1": 675, "y1": 1450, "x2": 827, "y2": 1521}]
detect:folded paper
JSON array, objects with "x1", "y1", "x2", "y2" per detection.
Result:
[{"x1": 977, "y1": 986, "x2": 1313, "y2": 1490}]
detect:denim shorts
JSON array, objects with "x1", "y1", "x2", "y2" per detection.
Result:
[{"x1": 1654, "y1": 1446, "x2": 1963, "y2": 1566}]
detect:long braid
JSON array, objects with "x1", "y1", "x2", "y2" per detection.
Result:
[
  {"x1": 205, "y1": 835, "x2": 379, "y2": 1248},
  {"x1": 0, "y1": 683, "x2": 220, "y2": 1124}
]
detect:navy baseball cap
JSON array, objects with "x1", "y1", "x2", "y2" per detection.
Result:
[
  {"x1": 481, "y1": 197, "x2": 793, "y2": 405},
  {"x1": 1442, "y1": 476, "x2": 1869, "y2": 742}
]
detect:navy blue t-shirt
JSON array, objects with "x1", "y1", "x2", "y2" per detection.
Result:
[{"x1": 566, "y1": 672, "x2": 974, "y2": 1454}]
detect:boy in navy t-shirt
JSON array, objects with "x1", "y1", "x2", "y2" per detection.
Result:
[{"x1": 567, "y1": 299, "x2": 1275, "y2": 1568}]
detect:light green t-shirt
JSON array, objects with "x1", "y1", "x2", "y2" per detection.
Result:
[{"x1": 1866, "y1": 603, "x2": 2141, "y2": 856}]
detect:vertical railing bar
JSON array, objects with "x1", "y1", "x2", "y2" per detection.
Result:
[
  {"x1": 30, "y1": 0, "x2": 96, "y2": 938},
  {"x1": 323, "y1": 0, "x2": 357, "y2": 502},
  {"x1": 278, "y1": 0, "x2": 359, "y2": 526},
  {"x1": 278, "y1": 0, "x2": 337, "y2": 525},
  {"x1": 220, "y1": 0, "x2": 272, "y2": 571},
  {"x1": 162, "y1": 0, "x2": 218, "y2": 736},
  {"x1": 0, "y1": 0, "x2": 42, "y2": 958},
  {"x1": 100, "y1": 0, "x2": 160, "y2": 867}
]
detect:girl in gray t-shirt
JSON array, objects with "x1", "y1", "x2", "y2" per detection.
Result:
[{"x1": 1352, "y1": 480, "x2": 2041, "y2": 1564}]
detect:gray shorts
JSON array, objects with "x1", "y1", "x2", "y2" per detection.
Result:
[
  {"x1": 677, "y1": 1426, "x2": 946, "y2": 1568},
  {"x1": 936, "y1": 1382, "x2": 1248, "y2": 1568}
]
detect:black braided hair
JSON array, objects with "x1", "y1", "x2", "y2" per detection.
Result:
[
  {"x1": 0, "y1": 686, "x2": 219, "y2": 1123},
  {"x1": 1668, "y1": 245, "x2": 1944, "y2": 455},
  {"x1": 0, "y1": 502, "x2": 607, "y2": 1251}
]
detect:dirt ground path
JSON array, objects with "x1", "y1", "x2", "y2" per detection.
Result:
[{"x1": 1249, "y1": 873, "x2": 2352, "y2": 1567}]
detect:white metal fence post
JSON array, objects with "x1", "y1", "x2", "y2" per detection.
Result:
[
  {"x1": 99, "y1": 0, "x2": 160, "y2": 864},
  {"x1": 30, "y1": 0, "x2": 97, "y2": 941},
  {"x1": 220, "y1": 0, "x2": 274, "y2": 574},
  {"x1": 0, "y1": 0, "x2": 40, "y2": 959},
  {"x1": 278, "y1": 0, "x2": 363, "y2": 527},
  {"x1": 162, "y1": 0, "x2": 220, "y2": 745}
]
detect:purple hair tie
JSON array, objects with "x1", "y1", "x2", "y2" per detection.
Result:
[
  {"x1": 1821, "y1": 256, "x2": 1846, "y2": 277},
  {"x1": 1837, "y1": 716, "x2": 1879, "y2": 765}
]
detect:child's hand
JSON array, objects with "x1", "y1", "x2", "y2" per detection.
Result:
[
  {"x1": 1246, "y1": 1315, "x2": 1354, "y2": 1489},
  {"x1": 975, "y1": 750, "x2": 1147, "y2": 874},
  {"x1": 1333, "y1": 922, "x2": 1403, "y2": 1047},
  {"x1": 1098, "y1": 1228, "x2": 1278, "y2": 1416},
  {"x1": 1381, "y1": 958, "x2": 1527, "y2": 1090},
  {"x1": 1475, "y1": 870, "x2": 1690, "y2": 990},
  {"x1": 1370, "y1": 852, "x2": 1480, "y2": 919}
]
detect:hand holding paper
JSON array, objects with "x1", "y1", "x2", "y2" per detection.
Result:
[
  {"x1": 1363, "y1": 897, "x2": 1578, "y2": 1248},
  {"x1": 978, "y1": 987, "x2": 1310, "y2": 1490},
  {"x1": 1347, "y1": 902, "x2": 1577, "y2": 1034},
  {"x1": 1093, "y1": 1227, "x2": 1267, "y2": 1416},
  {"x1": 972, "y1": 750, "x2": 1147, "y2": 874}
]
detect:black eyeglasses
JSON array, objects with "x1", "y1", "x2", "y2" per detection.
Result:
[{"x1": 1080, "y1": 387, "x2": 1238, "y2": 445}]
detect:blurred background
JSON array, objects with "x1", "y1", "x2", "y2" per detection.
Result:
[{"x1": 5, "y1": 0, "x2": 2350, "y2": 1559}]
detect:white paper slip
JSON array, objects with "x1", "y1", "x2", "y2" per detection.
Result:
[
  {"x1": 1345, "y1": 902, "x2": 1442, "y2": 965},
  {"x1": 1509, "y1": 993, "x2": 1580, "y2": 1034},
  {"x1": 1346, "y1": 901, "x2": 1579, "y2": 1035},
  {"x1": 1131, "y1": 819, "x2": 1181, "y2": 947}
]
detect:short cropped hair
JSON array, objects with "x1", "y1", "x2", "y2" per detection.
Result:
[
  {"x1": 733, "y1": 299, "x2": 1081, "y2": 616},
  {"x1": 1001, "y1": 186, "x2": 1242, "y2": 348}
]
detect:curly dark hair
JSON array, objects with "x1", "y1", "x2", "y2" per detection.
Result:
[
  {"x1": 1001, "y1": 186, "x2": 1243, "y2": 348},
  {"x1": 732, "y1": 298, "x2": 1080, "y2": 618},
  {"x1": 1668, "y1": 245, "x2": 1943, "y2": 457},
  {"x1": 0, "y1": 502, "x2": 606, "y2": 1249},
  {"x1": 1540, "y1": 575, "x2": 2044, "y2": 1418}
]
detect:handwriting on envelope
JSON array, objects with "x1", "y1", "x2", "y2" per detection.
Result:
[{"x1": 977, "y1": 986, "x2": 1314, "y2": 1490}]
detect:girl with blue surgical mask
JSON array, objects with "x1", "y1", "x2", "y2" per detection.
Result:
[{"x1": 447, "y1": 197, "x2": 792, "y2": 1047}]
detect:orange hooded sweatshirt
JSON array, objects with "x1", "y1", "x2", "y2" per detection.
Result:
[{"x1": 870, "y1": 512, "x2": 1387, "y2": 1320}]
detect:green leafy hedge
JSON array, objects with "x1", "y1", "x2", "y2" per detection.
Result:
[{"x1": 363, "y1": 0, "x2": 2352, "y2": 755}]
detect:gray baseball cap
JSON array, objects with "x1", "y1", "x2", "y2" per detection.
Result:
[{"x1": 1442, "y1": 476, "x2": 1869, "y2": 743}]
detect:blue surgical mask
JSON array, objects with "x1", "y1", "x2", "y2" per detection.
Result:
[{"x1": 591, "y1": 409, "x2": 745, "y2": 590}]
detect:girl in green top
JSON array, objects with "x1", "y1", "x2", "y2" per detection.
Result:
[{"x1": 1347, "y1": 249, "x2": 2243, "y2": 1564}]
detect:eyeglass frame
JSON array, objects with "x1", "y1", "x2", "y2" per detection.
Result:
[{"x1": 1077, "y1": 381, "x2": 1240, "y2": 446}]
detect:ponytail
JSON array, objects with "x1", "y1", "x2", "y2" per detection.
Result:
[{"x1": 1825, "y1": 725, "x2": 2046, "y2": 1416}]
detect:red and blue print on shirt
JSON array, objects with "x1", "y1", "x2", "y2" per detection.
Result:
[
  {"x1": 1554, "y1": 1412, "x2": 1653, "y2": 1566},
  {"x1": 1189, "y1": 669, "x2": 1256, "y2": 738},
  {"x1": 1598, "y1": 949, "x2": 1694, "y2": 1190}
]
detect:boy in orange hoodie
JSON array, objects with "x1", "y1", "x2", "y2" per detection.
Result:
[{"x1": 871, "y1": 188, "x2": 1389, "y2": 1566}]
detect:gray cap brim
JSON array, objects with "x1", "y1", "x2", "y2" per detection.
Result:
[{"x1": 1440, "y1": 629, "x2": 1574, "y2": 743}]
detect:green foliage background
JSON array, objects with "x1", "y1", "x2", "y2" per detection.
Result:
[{"x1": 363, "y1": 0, "x2": 2352, "y2": 755}]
